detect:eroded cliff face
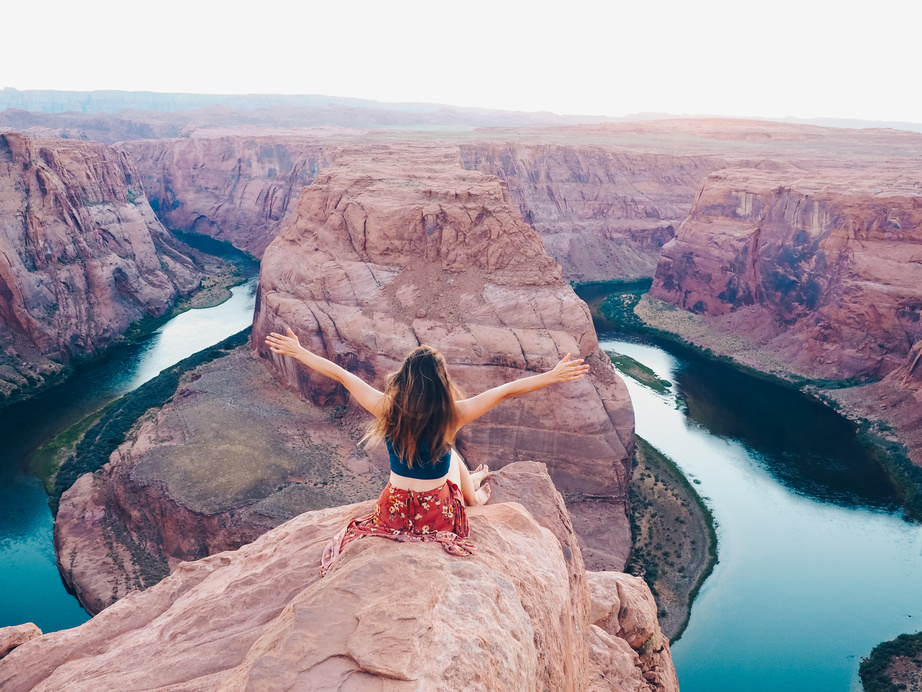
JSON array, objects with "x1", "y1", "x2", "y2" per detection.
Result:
[
  {"x1": 460, "y1": 142, "x2": 728, "y2": 282},
  {"x1": 121, "y1": 134, "x2": 350, "y2": 257},
  {"x1": 649, "y1": 167, "x2": 922, "y2": 383},
  {"x1": 7, "y1": 463, "x2": 678, "y2": 692},
  {"x1": 0, "y1": 133, "x2": 203, "y2": 405},
  {"x1": 642, "y1": 166, "x2": 922, "y2": 467},
  {"x1": 252, "y1": 142, "x2": 635, "y2": 564}
]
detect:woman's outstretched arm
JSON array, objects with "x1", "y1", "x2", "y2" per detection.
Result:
[
  {"x1": 453, "y1": 353, "x2": 589, "y2": 429},
  {"x1": 265, "y1": 328, "x2": 385, "y2": 416}
]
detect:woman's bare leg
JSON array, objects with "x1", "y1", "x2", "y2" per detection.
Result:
[{"x1": 449, "y1": 449, "x2": 490, "y2": 506}]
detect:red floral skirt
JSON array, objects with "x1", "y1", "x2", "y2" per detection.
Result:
[{"x1": 320, "y1": 480, "x2": 474, "y2": 576}]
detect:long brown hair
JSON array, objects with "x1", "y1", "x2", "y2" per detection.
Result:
[{"x1": 365, "y1": 345, "x2": 462, "y2": 467}]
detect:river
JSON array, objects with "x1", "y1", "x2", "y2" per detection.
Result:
[
  {"x1": 585, "y1": 285, "x2": 922, "y2": 690},
  {"x1": 0, "y1": 273, "x2": 258, "y2": 633}
]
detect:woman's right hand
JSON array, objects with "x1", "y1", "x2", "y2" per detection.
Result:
[
  {"x1": 548, "y1": 353, "x2": 590, "y2": 383},
  {"x1": 265, "y1": 328, "x2": 305, "y2": 360}
]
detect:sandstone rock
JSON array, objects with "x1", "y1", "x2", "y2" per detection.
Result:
[
  {"x1": 0, "y1": 133, "x2": 204, "y2": 405},
  {"x1": 252, "y1": 143, "x2": 634, "y2": 493},
  {"x1": 0, "y1": 624, "x2": 41, "y2": 660},
  {"x1": 588, "y1": 571, "x2": 680, "y2": 692},
  {"x1": 122, "y1": 134, "x2": 347, "y2": 257},
  {"x1": 459, "y1": 142, "x2": 726, "y2": 283},
  {"x1": 587, "y1": 625, "x2": 649, "y2": 692},
  {"x1": 251, "y1": 142, "x2": 634, "y2": 563},
  {"x1": 650, "y1": 166, "x2": 922, "y2": 384},
  {"x1": 3, "y1": 464, "x2": 675, "y2": 692},
  {"x1": 645, "y1": 164, "x2": 922, "y2": 468}
]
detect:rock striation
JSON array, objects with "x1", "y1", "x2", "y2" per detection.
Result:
[
  {"x1": 0, "y1": 133, "x2": 204, "y2": 405},
  {"x1": 252, "y1": 142, "x2": 635, "y2": 563},
  {"x1": 121, "y1": 133, "x2": 354, "y2": 257},
  {"x1": 460, "y1": 142, "x2": 727, "y2": 283},
  {"x1": 644, "y1": 165, "x2": 922, "y2": 466},
  {"x1": 4, "y1": 463, "x2": 677, "y2": 691},
  {"x1": 649, "y1": 167, "x2": 922, "y2": 383}
]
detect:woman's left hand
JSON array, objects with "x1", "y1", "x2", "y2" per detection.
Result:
[
  {"x1": 265, "y1": 328, "x2": 305, "y2": 360},
  {"x1": 548, "y1": 353, "x2": 590, "y2": 383}
]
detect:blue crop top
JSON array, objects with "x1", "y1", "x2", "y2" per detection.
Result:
[{"x1": 386, "y1": 437, "x2": 452, "y2": 480}]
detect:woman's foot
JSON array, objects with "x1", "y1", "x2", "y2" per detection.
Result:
[
  {"x1": 470, "y1": 464, "x2": 490, "y2": 485},
  {"x1": 474, "y1": 483, "x2": 492, "y2": 506}
]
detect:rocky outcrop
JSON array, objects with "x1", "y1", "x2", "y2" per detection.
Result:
[
  {"x1": 460, "y1": 142, "x2": 727, "y2": 282},
  {"x1": 4, "y1": 463, "x2": 676, "y2": 691},
  {"x1": 252, "y1": 142, "x2": 635, "y2": 561},
  {"x1": 0, "y1": 624, "x2": 41, "y2": 660},
  {"x1": 0, "y1": 133, "x2": 204, "y2": 406},
  {"x1": 121, "y1": 134, "x2": 350, "y2": 257},
  {"x1": 588, "y1": 571, "x2": 679, "y2": 692}
]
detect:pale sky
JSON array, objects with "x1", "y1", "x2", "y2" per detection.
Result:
[{"x1": 4, "y1": 0, "x2": 920, "y2": 123}]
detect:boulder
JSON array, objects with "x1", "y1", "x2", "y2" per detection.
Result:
[
  {"x1": 0, "y1": 624, "x2": 41, "y2": 660},
  {"x1": 588, "y1": 571, "x2": 680, "y2": 692}
]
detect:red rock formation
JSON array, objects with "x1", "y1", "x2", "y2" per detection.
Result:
[
  {"x1": 252, "y1": 142, "x2": 635, "y2": 559},
  {"x1": 3, "y1": 463, "x2": 676, "y2": 692},
  {"x1": 460, "y1": 142, "x2": 727, "y2": 282},
  {"x1": 642, "y1": 164, "x2": 922, "y2": 468},
  {"x1": 0, "y1": 133, "x2": 203, "y2": 405},
  {"x1": 650, "y1": 167, "x2": 922, "y2": 383},
  {"x1": 121, "y1": 134, "x2": 351, "y2": 257},
  {"x1": 118, "y1": 120, "x2": 922, "y2": 286},
  {"x1": 0, "y1": 624, "x2": 41, "y2": 661}
]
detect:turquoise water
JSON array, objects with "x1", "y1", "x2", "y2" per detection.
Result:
[
  {"x1": 600, "y1": 337, "x2": 922, "y2": 691},
  {"x1": 0, "y1": 277, "x2": 258, "y2": 633}
]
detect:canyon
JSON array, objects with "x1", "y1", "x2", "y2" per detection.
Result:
[
  {"x1": 53, "y1": 142, "x2": 636, "y2": 613},
  {"x1": 0, "y1": 133, "x2": 212, "y2": 406},
  {"x1": 5, "y1": 103, "x2": 922, "y2": 689},
  {"x1": 643, "y1": 163, "x2": 922, "y2": 468}
]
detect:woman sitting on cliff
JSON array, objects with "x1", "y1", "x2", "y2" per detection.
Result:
[{"x1": 264, "y1": 329, "x2": 589, "y2": 574}]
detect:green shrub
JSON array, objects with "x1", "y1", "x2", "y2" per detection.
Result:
[{"x1": 860, "y1": 630, "x2": 922, "y2": 692}]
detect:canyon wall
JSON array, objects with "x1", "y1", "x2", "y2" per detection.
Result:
[
  {"x1": 643, "y1": 165, "x2": 922, "y2": 465},
  {"x1": 120, "y1": 135, "x2": 350, "y2": 257},
  {"x1": 649, "y1": 167, "x2": 922, "y2": 383},
  {"x1": 0, "y1": 133, "x2": 204, "y2": 406},
  {"x1": 4, "y1": 464, "x2": 678, "y2": 692},
  {"x1": 460, "y1": 142, "x2": 728, "y2": 282}
]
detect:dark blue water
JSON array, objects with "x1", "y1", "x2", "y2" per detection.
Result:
[
  {"x1": 599, "y1": 336, "x2": 922, "y2": 692},
  {"x1": 0, "y1": 278, "x2": 258, "y2": 633}
]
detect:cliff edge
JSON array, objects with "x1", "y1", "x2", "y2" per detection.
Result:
[{"x1": 2, "y1": 463, "x2": 678, "y2": 692}]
